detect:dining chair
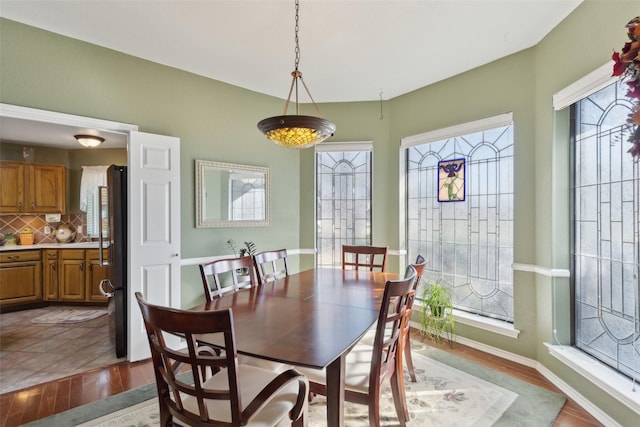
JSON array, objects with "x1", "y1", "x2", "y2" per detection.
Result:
[
  {"x1": 198, "y1": 255, "x2": 289, "y2": 372},
  {"x1": 404, "y1": 254, "x2": 426, "y2": 382},
  {"x1": 135, "y1": 292, "x2": 308, "y2": 427},
  {"x1": 199, "y1": 255, "x2": 257, "y2": 301},
  {"x1": 253, "y1": 249, "x2": 289, "y2": 285},
  {"x1": 298, "y1": 266, "x2": 417, "y2": 427},
  {"x1": 341, "y1": 245, "x2": 389, "y2": 272}
]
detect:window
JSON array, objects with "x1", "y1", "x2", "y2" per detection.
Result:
[
  {"x1": 316, "y1": 142, "x2": 373, "y2": 268},
  {"x1": 403, "y1": 115, "x2": 514, "y2": 321},
  {"x1": 230, "y1": 174, "x2": 265, "y2": 221},
  {"x1": 572, "y1": 80, "x2": 640, "y2": 381}
]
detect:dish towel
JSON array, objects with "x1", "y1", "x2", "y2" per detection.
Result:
[{"x1": 80, "y1": 166, "x2": 109, "y2": 237}]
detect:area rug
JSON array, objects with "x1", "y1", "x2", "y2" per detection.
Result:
[
  {"x1": 24, "y1": 341, "x2": 566, "y2": 427},
  {"x1": 30, "y1": 309, "x2": 107, "y2": 324}
]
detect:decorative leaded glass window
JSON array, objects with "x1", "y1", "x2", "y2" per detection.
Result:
[
  {"x1": 405, "y1": 117, "x2": 514, "y2": 322},
  {"x1": 230, "y1": 175, "x2": 265, "y2": 221},
  {"x1": 316, "y1": 143, "x2": 372, "y2": 268},
  {"x1": 572, "y1": 80, "x2": 640, "y2": 382}
]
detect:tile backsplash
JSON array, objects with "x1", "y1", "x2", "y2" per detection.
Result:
[{"x1": 0, "y1": 214, "x2": 88, "y2": 244}]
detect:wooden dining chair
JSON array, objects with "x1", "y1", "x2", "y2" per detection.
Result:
[
  {"x1": 135, "y1": 292, "x2": 308, "y2": 427},
  {"x1": 404, "y1": 254, "x2": 426, "y2": 382},
  {"x1": 198, "y1": 255, "x2": 289, "y2": 372},
  {"x1": 342, "y1": 245, "x2": 389, "y2": 272},
  {"x1": 199, "y1": 255, "x2": 257, "y2": 301},
  {"x1": 253, "y1": 249, "x2": 289, "y2": 285},
  {"x1": 298, "y1": 266, "x2": 417, "y2": 427}
]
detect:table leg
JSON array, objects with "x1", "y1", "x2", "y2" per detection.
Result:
[{"x1": 325, "y1": 354, "x2": 346, "y2": 427}]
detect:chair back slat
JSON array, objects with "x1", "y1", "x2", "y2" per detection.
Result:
[
  {"x1": 199, "y1": 255, "x2": 257, "y2": 301},
  {"x1": 370, "y1": 266, "x2": 416, "y2": 388},
  {"x1": 342, "y1": 245, "x2": 388, "y2": 272},
  {"x1": 135, "y1": 292, "x2": 242, "y2": 426},
  {"x1": 253, "y1": 249, "x2": 289, "y2": 285},
  {"x1": 136, "y1": 292, "x2": 308, "y2": 426}
]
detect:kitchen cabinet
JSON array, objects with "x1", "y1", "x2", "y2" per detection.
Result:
[
  {"x1": 0, "y1": 250, "x2": 42, "y2": 308},
  {"x1": 0, "y1": 160, "x2": 66, "y2": 214},
  {"x1": 58, "y1": 248, "x2": 109, "y2": 303},
  {"x1": 0, "y1": 246, "x2": 109, "y2": 308},
  {"x1": 42, "y1": 249, "x2": 59, "y2": 300},
  {"x1": 86, "y1": 248, "x2": 110, "y2": 302},
  {"x1": 59, "y1": 249, "x2": 86, "y2": 301}
]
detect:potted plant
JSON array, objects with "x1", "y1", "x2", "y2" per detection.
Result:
[
  {"x1": 3, "y1": 232, "x2": 17, "y2": 246},
  {"x1": 419, "y1": 280, "x2": 455, "y2": 344}
]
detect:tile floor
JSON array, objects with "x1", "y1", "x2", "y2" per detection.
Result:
[{"x1": 0, "y1": 306, "x2": 125, "y2": 394}]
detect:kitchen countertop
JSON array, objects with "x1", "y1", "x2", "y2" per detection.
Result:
[{"x1": 0, "y1": 242, "x2": 107, "y2": 251}]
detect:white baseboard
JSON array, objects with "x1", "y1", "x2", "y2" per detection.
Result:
[{"x1": 534, "y1": 362, "x2": 620, "y2": 427}]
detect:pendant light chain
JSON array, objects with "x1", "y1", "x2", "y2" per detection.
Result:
[
  {"x1": 257, "y1": 0, "x2": 336, "y2": 149},
  {"x1": 294, "y1": 0, "x2": 300, "y2": 71}
]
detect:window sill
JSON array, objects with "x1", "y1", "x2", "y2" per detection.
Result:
[
  {"x1": 413, "y1": 303, "x2": 520, "y2": 339},
  {"x1": 453, "y1": 309, "x2": 520, "y2": 339},
  {"x1": 545, "y1": 343, "x2": 640, "y2": 414}
]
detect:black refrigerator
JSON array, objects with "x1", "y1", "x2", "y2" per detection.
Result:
[{"x1": 98, "y1": 165, "x2": 127, "y2": 358}]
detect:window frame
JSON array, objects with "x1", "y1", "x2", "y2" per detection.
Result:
[
  {"x1": 401, "y1": 113, "x2": 515, "y2": 321},
  {"x1": 315, "y1": 141, "x2": 373, "y2": 268}
]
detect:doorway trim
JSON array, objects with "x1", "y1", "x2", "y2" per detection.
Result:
[{"x1": 0, "y1": 103, "x2": 138, "y2": 135}]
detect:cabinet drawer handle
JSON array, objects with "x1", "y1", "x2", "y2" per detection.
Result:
[
  {"x1": 18, "y1": 202, "x2": 22, "y2": 209},
  {"x1": 89, "y1": 264, "x2": 93, "y2": 271},
  {"x1": 80, "y1": 262, "x2": 84, "y2": 271},
  {"x1": 52, "y1": 263, "x2": 56, "y2": 271},
  {"x1": 31, "y1": 202, "x2": 35, "y2": 209},
  {"x1": 7, "y1": 255, "x2": 19, "y2": 260}
]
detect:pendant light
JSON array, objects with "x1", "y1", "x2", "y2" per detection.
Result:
[{"x1": 257, "y1": 0, "x2": 335, "y2": 149}]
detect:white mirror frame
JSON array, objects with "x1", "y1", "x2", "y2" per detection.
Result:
[{"x1": 195, "y1": 159, "x2": 270, "y2": 228}]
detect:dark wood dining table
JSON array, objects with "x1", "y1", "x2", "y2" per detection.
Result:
[{"x1": 190, "y1": 267, "x2": 398, "y2": 427}]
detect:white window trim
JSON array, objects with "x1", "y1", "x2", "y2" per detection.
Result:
[
  {"x1": 315, "y1": 140, "x2": 373, "y2": 152},
  {"x1": 452, "y1": 308, "x2": 520, "y2": 338},
  {"x1": 553, "y1": 62, "x2": 617, "y2": 110},
  {"x1": 549, "y1": 61, "x2": 640, "y2": 419},
  {"x1": 546, "y1": 343, "x2": 640, "y2": 416},
  {"x1": 401, "y1": 113, "x2": 516, "y2": 325},
  {"x1": 400, "y1": 112, "x2": 513, "y2": 148}
]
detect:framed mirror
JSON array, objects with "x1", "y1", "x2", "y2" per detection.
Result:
[{"x1": 196, "y1": 160, "x2": 270, "y2": 228}]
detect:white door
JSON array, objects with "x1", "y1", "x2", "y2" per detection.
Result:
[{"x1": 128, "y1": 131, "x2": 181, "y2": 361}]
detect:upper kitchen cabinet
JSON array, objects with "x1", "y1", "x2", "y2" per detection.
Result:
[{"x1": 0, "y1": 160, "x2": 66, "y2": 214}]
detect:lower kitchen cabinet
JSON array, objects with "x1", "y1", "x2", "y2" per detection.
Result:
[
  {"x1": 0, "y1": 250, "x2": 43, "y2": 308},
  {"x1": 59, "y1": 249, "x2": 86, "y2": 301},
  {"x1": 0, "y1": 246, "x2": 109, "y2": 309},
  {"x1": 86, "y1": 248, "x2": 110, "y2": 302},
  {"x1": 58, "y1": 248, "x2": 110, "y2": 303},
  {"x1": 43, "y1": 249, "x2": 59, "y2": 300}
]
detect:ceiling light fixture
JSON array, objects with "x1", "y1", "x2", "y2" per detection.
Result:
[
  {"x1": 257, "y1": 0, "x2": 335, "y2": 149},
  {"x1": 74, "y1": 134, "x2": 104, "y2": 148}
]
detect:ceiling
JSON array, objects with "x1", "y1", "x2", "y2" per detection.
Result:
[
  {"x1": 0, "y1": 116, "x2": 128, "y2": 150},
  {"x1": 0, "y1": 0, "x2": 583, "y2": 148}
]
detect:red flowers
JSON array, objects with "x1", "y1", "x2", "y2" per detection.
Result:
[{"x1": 612, "y1": 16, "x2": 640, "y2": 158}]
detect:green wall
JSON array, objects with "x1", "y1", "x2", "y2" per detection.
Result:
[
  {"x1": 0, "y1": 17, "x2": 305, "y2": 309},
  {"x1": 1, "y1": 1, "x2": 638, "y2": 424}
]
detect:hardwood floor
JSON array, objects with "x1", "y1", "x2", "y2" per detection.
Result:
[{"x1": 0, "y1": 329, "x2": 604, "y2": 427}]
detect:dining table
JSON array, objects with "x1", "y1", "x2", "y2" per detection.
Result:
[{"x1": 190, "y1": 267, "x2": 399, "y2": 427}]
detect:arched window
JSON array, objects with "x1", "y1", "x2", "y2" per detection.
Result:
[
  {"x1": 316, "y1": 142, "x2": 372, "y2": 268},
  {"x1": 403, "y1": 115, "x2": 514, "y2": 321},
  {"x1": 572, "y1": 79, "x2": 640, "y2": 381}
]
